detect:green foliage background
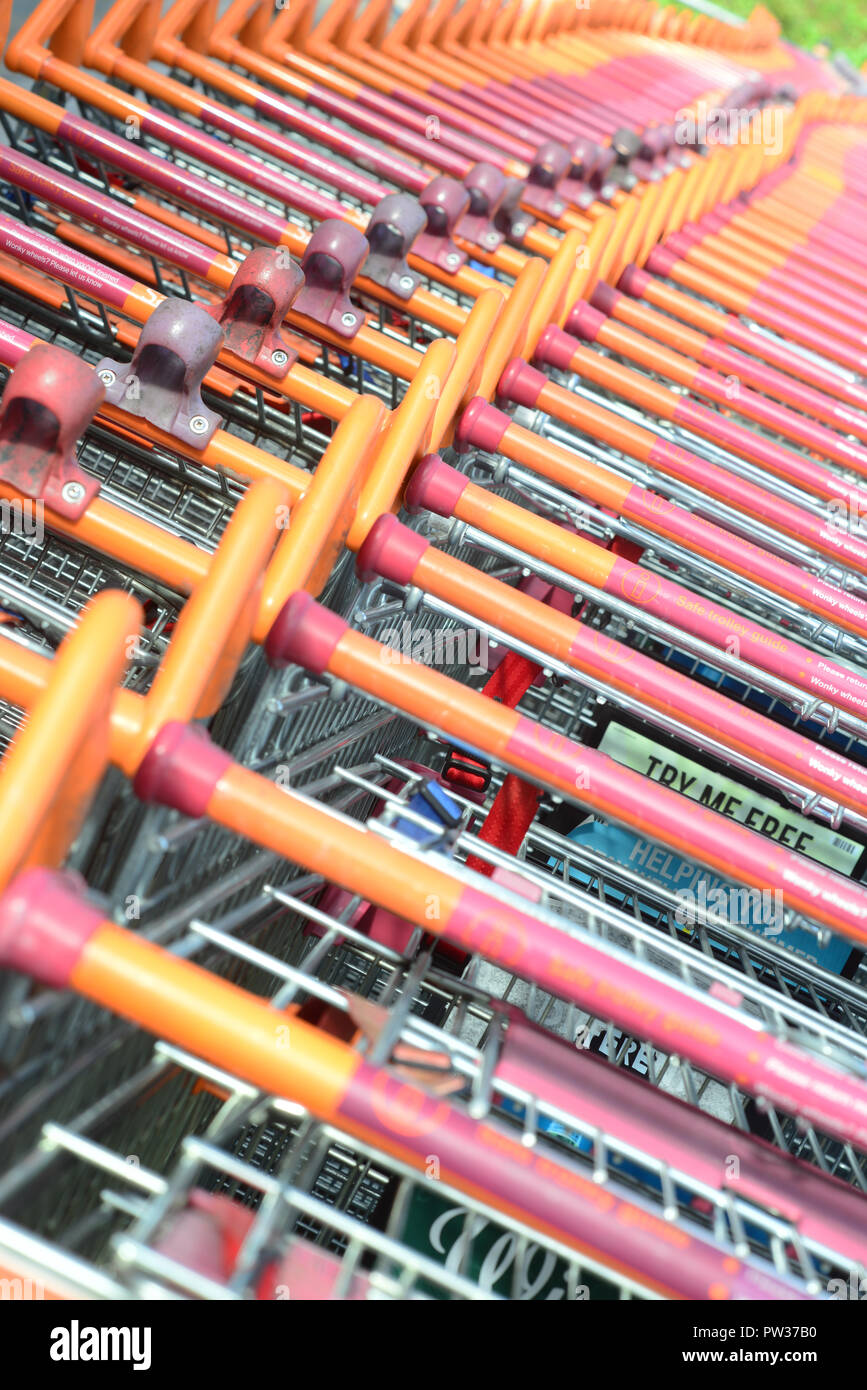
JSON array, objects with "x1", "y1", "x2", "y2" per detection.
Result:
[{"x1": 712, "y1": 0, "x2": 867, "y2": 69}]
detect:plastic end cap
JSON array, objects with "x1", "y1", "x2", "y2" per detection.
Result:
[
  {"x1": 134, "y1": 721, "x2": 233, "y2": 819},
  {"x1": 0, "y1": 867, "x2": 103, "y2": 989},
  {"x1": 617, "y1": 263, "x2": 651, "y2": 297},
  {"x1": 665, "y1": 230, "x2": 696, "y2": 256},
  {"x1": 564, "y1": 300, "x2": 606, "y2": 342},
  {"x1": 454, "y1": 396, "x2": 510, "y2": 454},
  {"x1": 356, "y1": 513, "x2": 428, "y2": 585},
  {"x1": 404, "y1": 454, "x2": 468, "y2": 517},
  {"x1": 265, "y1": 591, "x2": 347, "y2": 674},
  {"x1": 533, "y1": 325, "x2": 577, "y2": 373},
  {"x1": 497, "y1": 358, "x2": 548, "y2": 409},
  {"x1": 645, "y1": 245, "x2": 678, "y2": 277},
  {"x1": 588, "y1": 282, "x2": 620, "y2": 317},
  {"x1": 700, "y1": 210, "x2": 726, "y2": 233}
]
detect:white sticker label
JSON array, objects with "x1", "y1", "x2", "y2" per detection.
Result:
[{"x1": 598, "y1": 723, "x2": 863, "y2": 877}]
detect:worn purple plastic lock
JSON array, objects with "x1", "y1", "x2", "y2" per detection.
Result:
[
  {"x1": 592, "y1": 145, "x2": 617, "y2": 178},
  {"x1": 494, "y1": 177, "x2": 533, "y2": 245},
  {"x1": 630, "y1": 158, "x2": 663, "y2": 184},
  {"x1": 293, "y1": 220, "x2": 368, "y2": 338},
  {"x1": 640, "y1": 124, "x2": 674, "y2": 160},
  {"x1": 558, "y1": 137, "x2": 602, "y2": 209},
  {"x1": 95, "y1": 298, "x2": 224, "y2": 447},
  {"x1": 414, "y1": 176, "x2": 470, "y2": 274},
  {"x1": 363, "y1": 193, "x2": 426, "y2": 299},
  {"x1": 207, "y1": 246, "x2": 303, "y2": 377},
  {"x1": 611, "y1": 128, "x2": 643, "y2": 164},
  {"x1": 587, "y1": 147, "x2": 618, "y2": 193},
  {"x1": 569, "y1": 137, "x2": 604, "y2": 180},
  {"x1": 557, "y1": 174, "x2": 595, "y2": 210},
  {"x1": 521, "y1": 141, "x2": 569, "y2": 218},
  {"x1": 0, "y1": 343, "x2": 101, "y2": 520},
  {"x1": 598, "y1": 164, "x2": 638, "y2": 198},
  {"x1": 456, "y1": 163, "x2": 506, "y2": 252}
]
